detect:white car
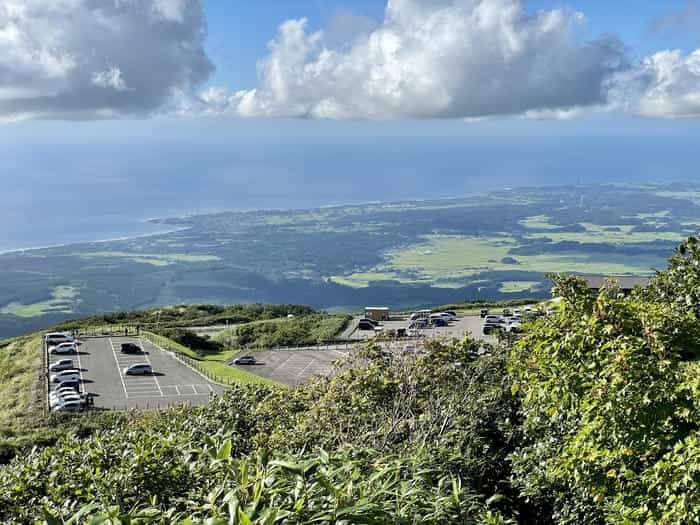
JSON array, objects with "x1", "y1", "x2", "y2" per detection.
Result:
[
  {"x1": 51, "y1": 387, "x2": 78, "y2": 398},
  {"x1": 52, "y1": 400, "x2": 83, "y2": 412},
  {"x1": 505, "y1": 321, "x2": 522, "y2": 333},
  {"x1": 50, "y1": 370, "x2": 80, "y2": 383},
  {"x1": 50, "y1": 393, "x2": 81, "y2": 409},
  {"x1": 49, "y1": 342, "x2": 77, "y2": 355},
  {"x1": 45, "y1": 332, "x2": 74, "y2": 345},
  {"x1": 123, "y1": 363, "x2": 153, "y2": 375},
  {"x1": 49, "y1": 359, "x2": 74, "y2": 372}
]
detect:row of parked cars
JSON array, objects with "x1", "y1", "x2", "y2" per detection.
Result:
[
  {"x1": 45, "y1": 333, "x2": 85, "y2": 413},
  {"x1": 480, "y1": 307, "x2": 545, "y2": 335},
  {"x1": 357, "y1": 310, "x2": 458, "y2": 336},
  {"x1": 45, "y1": 332, "x2": 156, "y2": 412},
  {"x1": 407, "y1": 310, "x2": 457, "y2": 329}
]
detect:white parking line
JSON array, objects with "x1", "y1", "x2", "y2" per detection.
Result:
[
  {"x1": 138, "y1": 337, "x2": 164, "y2": 397},
  {"x1": 108, "y1": 337, "x2": 130, "y2": 399}
]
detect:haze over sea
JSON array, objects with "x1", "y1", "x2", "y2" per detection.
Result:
[{"x1": 4, "y1": 118, "x2": 700, "y2": 253}]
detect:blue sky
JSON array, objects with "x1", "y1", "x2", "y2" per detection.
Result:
[
  {"x1": 203, "y1": 0, "x2": 699, "y2": 90},
  {"x1": 3, "y1": 0, "x2": 700, "y2": 248},
  {"x1": 3, "y1": 0, "x2": 700, "y2": 122}
]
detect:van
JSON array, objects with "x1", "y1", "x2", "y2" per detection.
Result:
[{"x1": 45, "y1": 332, "x2": 74, "y2": 345}]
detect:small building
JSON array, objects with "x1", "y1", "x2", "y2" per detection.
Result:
[
  {"x1": 364, "y1": 306, "x2": 390, "y2": 322},
  {"x1": 579, "y1": 274, "x2": 650, "y2": 296}
]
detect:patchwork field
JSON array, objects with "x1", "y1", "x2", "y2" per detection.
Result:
[
  {"x1": 1, "y1": 183, "x2": 700, "y2": 337},
  {"x1": 0, "y1": 286, "x2": 79, "y2": 318},
  {"x1": 337, "y1": 233, "x2": 667, "y2": 288}
]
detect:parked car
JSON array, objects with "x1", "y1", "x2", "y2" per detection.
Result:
[
  {"x1": 52, "y1": 400, "x2": 83, "y2": 412},
  {"x1": 50, "y1": 342, "x2": 77, "y2": 355},
  {"x1": 123, "y1": 363, "x2": 153, "y2": 375},
  {"x1": 49, "y1": 359, "x2": 74, "y2": 372},
  {"x1": 410, "y1": 309, "x2": 432, "y2": 321},
  {"x1": 502, "y1": 309, "x2": 512, "y2": 317},
  {"x1": 50, "y1": 370, "x2": 80, "y2": 383},
  {"x1": 120, "y1": 342, "x2": 142, "y2": 354},
  {"x1": 234, "y1": 355, "x2": 257, "y2": 365},
  {"x1": 505, "y1": 321, "x2": 522, "y2": 333},
  {"x1": 429, "y1": 313, "x2": 451, "y2": 323},
  {"x1": 44, "y1": 332, "x2": 74, "y2": 345},
  {"x1": 56, "y1": 379, "x2": 81, "y2": 390},
  {"x1": 431, "y1": 317, "x2": 449, "y2": 327},
  {"x1": 483, "y1": 323, "x2": 504, "y2": 335},
  {"x1": 484, "y1": 315, "x2": 502, "y2": 324},
  {"x1": 50, "y1": 393, "x2": 82, "y2": 409},
  {"x1": 480, "y1": 309, "x2": 489, "y2": 318},
  {"x1": 358, "y1": 318, "x2": 378, "y2": 330},
  {"x1": 408, "y1": 319, "x2": 429, "y2": 329},
  {"x1": 51, "y1": 385, "x2": 78, "y2": 397}
]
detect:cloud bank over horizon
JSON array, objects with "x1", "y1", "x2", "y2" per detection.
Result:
[{"x1": 4, "y1": 0, "x2": 700, "y2": 122}]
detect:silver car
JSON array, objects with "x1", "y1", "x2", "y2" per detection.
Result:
[
  {"x1": 123, "y1": 363, "x2": 153, "y2": 375},
  {"x1": 49, "y1": 359, "x2": 74, "y2": 372}
]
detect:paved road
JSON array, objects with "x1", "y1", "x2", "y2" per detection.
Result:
[{"x1": 48, "y1": 336, "x2": 223, "y2": 411}]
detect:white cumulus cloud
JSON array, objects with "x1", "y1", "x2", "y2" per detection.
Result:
[
  {"x1": 218, "y1": 0, "x2": 627, "y2": 120},
  {"x1": 609, "y1": 49, "x2": 700, "y2": 118},
  {"x1": 91, "y1": 67, "x2": 129, "y2": 92},
  {"x1": 0, "y1": 0, "x2": 213, "y2": 121}
]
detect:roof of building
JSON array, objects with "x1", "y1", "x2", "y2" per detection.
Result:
[
  {"x1": 365, "y1": 306, "x2": 390, "y2": 310},
  {"x1": 578, "y1": 274, "x2": 651, "y2": 290}
]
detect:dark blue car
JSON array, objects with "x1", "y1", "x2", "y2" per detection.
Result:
[{"x1": 431, "y1": 317, "x2": 449, "y2": 327}]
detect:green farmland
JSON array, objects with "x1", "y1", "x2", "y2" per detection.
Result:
[{"x1": 1, "y1": 183, "x2": 700, "y2": 337}]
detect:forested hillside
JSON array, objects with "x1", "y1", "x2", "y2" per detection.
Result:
[{"x1": 3, "y1": 239, "x2": 700, "y2": 523}]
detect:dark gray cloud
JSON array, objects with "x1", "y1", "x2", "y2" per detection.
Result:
[{"x1": 0, "y1": 0, "x2": 213, "y2": 121}]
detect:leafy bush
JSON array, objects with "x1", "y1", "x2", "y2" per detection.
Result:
[
  {"x1": 217, "y1": 314, "x2": 351, "y2": 349},
  {"x1": 0, "y1": 339, "x2": 520, "y2": 523},
  {"x1": 8, "y1": 239, "x2": 700, "y2": 523},
  {"x1": 53, "y1": 303, "x2": 316, "y2": 332},
  {"x1": 510, "y1": 273, "x2": 700, "y2": 523},
  {"x1": 156, "y1": 328, "x2": 224, "y2": 354}
]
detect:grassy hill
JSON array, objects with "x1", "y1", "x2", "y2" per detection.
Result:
[
  {"x1": 4, "y1": 238, "x2": 700, "y2": 523},
  {"x1": 0, "y1": 305, "x2": 351, "y2": 460}
]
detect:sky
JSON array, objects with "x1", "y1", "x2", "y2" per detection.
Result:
[
  {"x1": 3, "y1": 0, "x2": 700, "y2": 249},
  {"x1": 203, "y1": 0, "x2": 700, "y2": 89},
  {"x1": 2, "y1": 0, "x2": 700, "y2": 124}
]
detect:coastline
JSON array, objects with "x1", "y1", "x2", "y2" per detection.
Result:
[
  {"x1": 0, "y1": 185, "x2": 550, "y2": 255},
  {"x1": 0, "y1": 225, "x2": 191, "y2": 256}
]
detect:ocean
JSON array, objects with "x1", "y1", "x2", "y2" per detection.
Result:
[{"x1": 3, "y1": 131, "x2": 699, "y2": 252}]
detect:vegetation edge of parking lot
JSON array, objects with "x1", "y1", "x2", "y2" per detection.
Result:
[{"x1": 142, "y1": 331, "x2": 282, "y2": 388}]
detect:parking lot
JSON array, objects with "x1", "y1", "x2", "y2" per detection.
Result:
[
  {"x1": 48, "y1": 336, "x2": 223, "y2": 410},
  {"x1": 234, "y1": 314, "x2": 496, "y2": 386},
  {"x1": 234, "y1": 347, "x2": 349, "y2": 386},
  {"x1": 347, "y1": 314, "x2": 494, "y2": 342}
]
